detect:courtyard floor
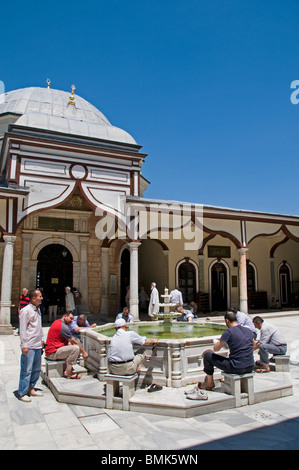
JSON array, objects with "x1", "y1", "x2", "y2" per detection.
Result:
[{"x1": 1, "y1": 312, "x2": 299, "y2": 450}]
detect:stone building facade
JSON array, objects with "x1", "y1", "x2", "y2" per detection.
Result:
[{"x1": 0, "y1": 85, "x2": 299, "y2": 333}]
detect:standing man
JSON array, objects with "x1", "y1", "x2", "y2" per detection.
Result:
[
  {"x1": 148, "y1": 282, "x2": 160, "y2": 321},
  {"x1": 18, "y1": 289, "x2": 44, "y2": 402},
  {"x1": 17, "y1": 287, "x2": 30, "y2": 335},
  {"x1": 19, "y1": 287, "x2": 30, "y2": 312},
  {"x1": 170, "y1": 286, "x2": 183, "y2": 306},
  {"x1": 65, "y1": 286, "x2": 75, "y2": 312},
  {"x1": 72, "y1": 287, "x2": 82, "y2": 315}
]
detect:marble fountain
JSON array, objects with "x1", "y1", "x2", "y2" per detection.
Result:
[
  {"x1": 82, "y1": 288, "x2": 226, "y2": 388},
  {"x1": 43, "y1": 289, "x2": 293, "y2": 417}
]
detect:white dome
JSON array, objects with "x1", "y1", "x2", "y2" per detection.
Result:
[{"x1": 0, "y1": 87, "x2": 137, "y2": 145}]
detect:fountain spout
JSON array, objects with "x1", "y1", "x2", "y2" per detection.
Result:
[{"x1": 153, "y1": 287, "x2": 180, "y2": 322}]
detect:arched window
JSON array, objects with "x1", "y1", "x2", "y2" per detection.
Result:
[
  {"x1": 247, "y1": 261, "x2": 257, "y2": 292},
  {"x1": 279, "y1": 261, "x2": 292, "y2": 307},
  {"x1": 177, "y1": 260, "x2": 197, "y2": 303}
]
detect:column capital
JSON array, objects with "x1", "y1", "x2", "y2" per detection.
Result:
[
  {"x1": 128, "y1": 241, "x2": 141, "y2": 250},
  {"x1": 238, "y1": 247, "x2": 248, "y2": 256},
  {"x1": 3, "y1": 235, "x2": 16, "y2": 244}
]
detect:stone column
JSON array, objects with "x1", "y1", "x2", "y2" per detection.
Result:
[
  {"x1": 20, "y1": 233, "x2": 32, "y2": 289},
  {"x1": 79, "y1": 236, "x2": 89, "y2": 313},
  {"x1": 0, "y1": 235, "x2": 16, "y2": 335},
  {"x1": 163, "y1": 250, "x2": 169, "y2": 289},
  {"x1": 129, "y1": 241, "x2": 141, "y2": 321},
  {"x1": 238, "y1": 247, "x2": 248, "y2": 314},
  {"x1": 270, "y1": 257, "x2": 276, "y2": 299},
  {"x1": 198, "y1": 254, "x2": 205, "y2": 293},
  {"x1": 100, "y1": 247, "x2": 109, "y2": 320}
]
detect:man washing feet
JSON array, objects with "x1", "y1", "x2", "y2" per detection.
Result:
[{"x1": 186, "y1": 311, "x2": 254, "y2": 400}]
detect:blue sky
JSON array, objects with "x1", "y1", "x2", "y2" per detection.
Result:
[{"x1": 1, "y1": 0, "x2": 299, "y2": 215}]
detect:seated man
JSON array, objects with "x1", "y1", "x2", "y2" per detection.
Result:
[
  {"x1": 69, "y1": 314, "x2": 97, "y2": 340},
  {"x1": 186, "y1": 311, "x2": 254, "y2": 398},
  {"x1": 116, "y1": 307, "x2": 134, "y2": 323},
  {"x1": 176, "y1": 306, "x2": 194, "y2": 322},
  {"x1": 187, "y1": 300, "x2": 198, "y2": 318},
  {"x1": 45, "y1": 311, "x2": 88, "y2": 379},
  {"x1": 108, "y1": 318, "x2": 159, "y2": 375},
  {"x1": 253, "y1": 316, "x2": 287, "y2": 373},
  {"x1": 230, "y1": 307, "x2": 258, "y2": 339}
]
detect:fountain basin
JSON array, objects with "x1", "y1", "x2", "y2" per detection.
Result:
[{"x1": 82, "y1": 321, "x2": 227, "y2": 388}]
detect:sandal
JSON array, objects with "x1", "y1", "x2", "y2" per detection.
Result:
[
  {"x1": 198, "y1": 381, "x2": 215, "y2": 391},
  {"x1": 148, "y1": 383, "x2": 163, "y2": 393},
  {"x1": 255, "y1": 368, "x2": 270, "y2": 374},
  {"x1": 64, "y1": 373, "x2": 81, "y2": 379}
]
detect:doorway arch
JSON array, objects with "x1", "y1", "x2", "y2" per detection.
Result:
[
  {"x1": 278, "y1": 261, "x2": 292, "y2": 307},
  {"x1": 176, "y1": 259, "x2": 198, "y2": 303},
  {"x1": 209, "y1": 259, "x2": 230, "y2": 311},
  {"x1": 37, "y1": 243, "x2": 73, "y2": 308}
]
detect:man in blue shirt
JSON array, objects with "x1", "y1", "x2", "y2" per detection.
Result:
[
  {"x1": 69, "y1": 314, "x2": 96, "y2": 340},
  {"x1": 186, "y1": 311, "x2": 254, "y2": 399},
  {"x1": 116, "y1": 307, "x2": 134, "y2": 323}
]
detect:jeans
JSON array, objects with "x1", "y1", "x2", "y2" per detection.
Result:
[
  {"x1": 18, "y1": 348, "x2": 42, "y2": 396},
  {"x1": 203, "y1": 351, "x2": 253, "y2": 376}
]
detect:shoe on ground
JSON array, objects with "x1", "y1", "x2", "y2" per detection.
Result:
[
  {"x1": 184, "y1": 386, "x2": 197, "y2": 395},
  {"x1": 186, "y1": 389, "x2": 208, "y2": 401},
  {"x1": 19, "y1": 395, "x2": 32, "y2": 402}
]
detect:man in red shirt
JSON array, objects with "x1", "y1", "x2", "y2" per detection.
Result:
[
  {"x1": 19, "y1": 287, "x2": 30, "y2": 312},
  {"x1": 45, "y1": 311, "x2": 88, "y2": 379},
  {"x1": 17, "y1": 287, "x2": 30, "y2": 335}
]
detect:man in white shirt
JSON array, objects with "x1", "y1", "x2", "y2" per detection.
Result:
[
  {"x1": 116, "y1": 307, "x2": 134, "y2": 323},
  {"x1": 253, "y1": 316, "x2": 287, "y2": 372},
  {"x1": 169, "y1": 286, "x2": 183, "y2": 306},
  {"x1": 65, "y1": 286, "x2": 75, "y2": 312},
  {"x1": 18, "y1": 289, "x2": 44, "y2": 402},
  {"x1": 148, "y1": 282, "x2": 160, "y2": 321},
  {"x1": 108, "y1": 318, "x2": 159, "y2": 375}
]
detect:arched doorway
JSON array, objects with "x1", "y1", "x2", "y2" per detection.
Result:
[
  {"x1": 37, "y1": 244, "x2": 73, "y2": 309},
  {"x1": 210, "y1": 260, "x2": 229, "y2": 311},
  {"x1": 279, "y1": 261, "x2": 291, "y2": 307},
  {"x1": 177, "y1": 260, "x2": 197, "y2": 303}
]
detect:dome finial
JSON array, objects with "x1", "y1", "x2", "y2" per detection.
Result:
[
  {"x1": 46, "y1": 78, "x2": 51, "y2": 89},
  {"x1": 68, "y1": 84, "x2": 76, "y2": 106}
]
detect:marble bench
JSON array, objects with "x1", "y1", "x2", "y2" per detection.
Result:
[
  {"x1": 104, "y1": 373, "x2": 138, "y2": 411},
  {"x1": 222, "y1": 372, "x2": 254, "y2": 407},
  {"x1": 45, "y1": 358, "x2": 65, "y2": 378},
  {"x1": 270, "y1": 355, "x2": 290, "y2": 372}
]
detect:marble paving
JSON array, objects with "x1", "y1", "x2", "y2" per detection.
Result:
[{"x1": 1, "y1": 313, "x2": 299, "y2": 450}]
